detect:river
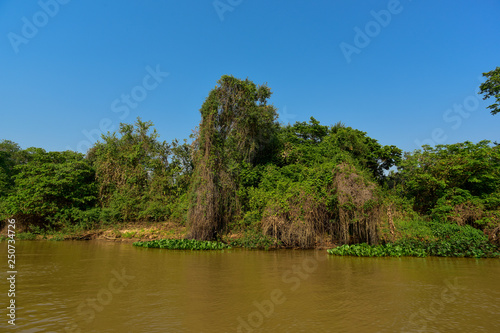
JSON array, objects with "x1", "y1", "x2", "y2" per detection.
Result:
[{"x1": 1, "y1": 241, "x2": 499, "y2": 332}]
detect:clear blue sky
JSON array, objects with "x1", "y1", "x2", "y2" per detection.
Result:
[{"x1": 1, "y1": 0, "x2": 499, "y2": 154}]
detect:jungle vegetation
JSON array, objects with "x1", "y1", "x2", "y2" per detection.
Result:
[{"x1": 1, "y1": 73, "x2": 499, "y2": 253}]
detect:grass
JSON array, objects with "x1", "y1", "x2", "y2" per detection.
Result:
[{"x1": 121, "y1": 231, "x2": 136, "y2": 239}]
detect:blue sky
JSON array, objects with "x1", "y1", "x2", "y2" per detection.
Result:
[{"x1": 1, "y1": 0, "x2": 499, "y2": 154}]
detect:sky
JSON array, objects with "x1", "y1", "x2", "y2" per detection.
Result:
[{"x1": 1, "y1": 0, "x2": 499, "y2": 154}]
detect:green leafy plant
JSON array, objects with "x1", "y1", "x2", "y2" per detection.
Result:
[
  {"x1": 226, "y1": 229, "x2": 280, "y2": 250},
  {"x1": 328, "y1": 221, "x2": 500, "y2": 258},
  {"x1": 133, "y1": 239, "x2": 231, "y2": 250},
  {"x1": 17, "y1": 232, "x2": 38, "y2": 240}
]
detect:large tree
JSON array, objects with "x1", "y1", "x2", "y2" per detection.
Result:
[
  {"x1": 188, "y1": 75, "x2": 278, "y2": 240},
  {"x1": 397, "y1": 141, "x2": 500, "y2": 214},
  {"x1": 4, "y1": 148, "x2": 97, "y2": 229},
  {"x1": 479, "y1": 66, "x2": 500, "y2": 115},
  {"x1": 0, "y1": 140, "x2": 22, "y2": 196},
  {"x1": 88, "y1": 118, "x2": 190, "y2": 222}
]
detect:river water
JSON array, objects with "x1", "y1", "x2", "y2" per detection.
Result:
[{"x1": 1, "y1": 241, "x2": 499, "y2": 332}]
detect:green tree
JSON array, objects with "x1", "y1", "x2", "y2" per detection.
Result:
[
  {"x1": 89, "y1": 118, "x2": 188, "y2": 222},
  {"x1": 0, "y1": 140, "x2": 22, "y2": 196},
  {"x1": 479, "y1": 67, "x2": 500, "y2": 115},
  {"x1": 397, "y1": 141, "x2": 500, "y2": 214},
  {"x1": 188, "y1": 75, "x2": 278, "y2": 240},
  {"x1": 277, "y1": 118, "x2": 401, "y2": 181},
  {"x1": 5, "y1": 148, "x2": 97, "y2": 229}
]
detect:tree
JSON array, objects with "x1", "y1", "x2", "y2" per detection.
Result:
[
  {"x1": 5, "y1": 148, "x2": 97, "y2": 229},
  {"x1": 276, "y1": 118, "x2": 401, "y2": 181},
  {"x1": 188, "y1": 75, "x2": 278, "y2": 240},
  {"x1": 88, "y1": 118, "x2": 188, "y2": 222},
  {"x1": 397, "y1": 141, "x2": 500, "y2": 214},
  {"x1": 0, "y1": 140, "x2": 22, "y2": 196},
  {"x1": 479, "y1": 67, "x2": 500, "y2": 115}
]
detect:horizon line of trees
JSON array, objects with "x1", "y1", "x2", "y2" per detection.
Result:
[{"x1": 1, "y1": 69, "x2": 499, "y2": 247}]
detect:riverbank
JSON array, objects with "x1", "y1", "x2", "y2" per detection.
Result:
[
  {"x1": 2, "y1": 219, "x2": 498, "y2": 256},
  {"x1": 0, "y1": 221, "x2": 337, "y2": 249},
  {"x1": 0, "y1": 221, "x2": 188, "y2": 243}
]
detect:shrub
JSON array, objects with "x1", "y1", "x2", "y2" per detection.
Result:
[
  {"x1": 226, "y1": 229, "x2": 280, "y2": 250},
  {"x1": 17, "y1": 232, "x2": 38, "y2": 240},
  {"x1": 328, "y1": 221, "x2": 500, "y2": 258}
]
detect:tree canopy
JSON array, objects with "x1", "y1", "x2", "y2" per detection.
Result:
[
  {"x1": 1, "y1": 74, "x2": 499, "y2": 249},
  {"x1": 479, "y1": 66, "x2": 500, "y2": 115},
  {"x1": 187, "y1": 75, "x2": 278, "y2": 240}
]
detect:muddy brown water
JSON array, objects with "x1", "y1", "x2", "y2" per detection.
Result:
[{"x1": 1, "y1": 241, "x2": 499, "y2": 332}]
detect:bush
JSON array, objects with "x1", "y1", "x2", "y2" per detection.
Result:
[
  {"x1": 4, "y1": 149, "x2": 97, "y2": 231},
  {"x1": 328, "y1": 221, "x2": 500, "y2": 258},
  {"x1": 17, "y1": 232, "x2": 38, "y2": 240},
  {"x1": 226, "y1": 229, "x2": 280, "y2": 250}
]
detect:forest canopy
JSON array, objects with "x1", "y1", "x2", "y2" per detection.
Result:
[{"x1": 1, "y1": 75, "x2": 499, "y2": 250}]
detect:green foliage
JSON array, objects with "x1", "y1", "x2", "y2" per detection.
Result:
[
  {"x1": 2, "y1": 74, "x2": 499, "y2": 254},
  {"x1": 226, "y1": 229, "x2": 280, "y2": 250},
  {"x1": 4, "y1": 148, "x2": 97, "y2": 230},
  {"x1": 16, "y1": 232, "x2": 38, "y2": 240},
  {"x1": 48, "y1": 232, "x2": 65, "y2": 241},
  {"x1": 0, "y1": 140, "x2": 22, "y2": 196},
  {"x1": 188, "y1": 75, "x2": 279, "y2": 240},
  {"x1": 328, "y1": 221, "x2": 500, "y2": 258},
  {"x1": 327, "y1": 243, "x2": 427, "y2": 257},
  {"x1": 479, "y1": 66, "x2": 500, "y2": 115},
  {"x1": 133, "y1": 239, "x2": 230, "y2": 250},
  {"x1": 277, "y1": 118, "x2": 401, "y2": 181},
  {"x1": 89, "y1": 118, "x2": 192, "y2": 223},
  {"x1": 397, "y1": 141, "x2": 500, "y2": 215},
  {"x1": 392, "y1": 217, "x2": 434, "y2": 240},
  {"x1": 231, "y1": 117, "x2": 396, "y2": 247}
]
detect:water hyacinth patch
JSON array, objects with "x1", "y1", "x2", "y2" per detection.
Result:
[
  {"x1": 133, "y1": 239, "x2": 231, "y2": 250},
  {"x1": 327, "y1": 243, "x2": 427, "y2": 257},
  {"x1": 327, "y1": 239, "x2": 500, "y2": 258}
]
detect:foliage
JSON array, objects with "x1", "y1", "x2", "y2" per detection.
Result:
[
  {"x1": 0, "y1": 140, "x2": 23, "y2": 224},
  {"x1": 332, "y1": 162, "x2": 381, "y2": 245},
  {"x1": 397, "y1": 141, "x2": 500, "y2": 214},
  {"x1": 328, "y1": 221, "x2": 500, "y2": 258},
  {"x1": 188, "y1": 75, "x2": 278, "y2": 240},
  {"x1": 479, "y1": 66, "x2": 500, "y2": 115},
  {"x1": 16, "y1": 232, "x2": 38, "y2": 240},
  {"x1": 3, "y1": 148, "x2": 97, "y2": 230},
  {"x1": 276, "y1": 118, "x2": 401, "y2": 181},
  {"x1": 231, "y1": 116, "x2": 399, "y2": 248},
  {"x1": 328, "y1": 243, "x2": 427, "y2": 257},
  {"x1": 48, "y1": 232, "x2": 65, "y2": 241},
  {"x1": 88, "y1": 118, "x2": 192, "y2": 223},
  {"x1": 226, "y1": 229, "x2": 281, "y2": 250},
  {"x1": 133, "y1": 238, "x2": 230, "y2": 250},
  {"x1": 391, "y1": 217, "x2": 434, "y2": 240},
  {"x1": 0, "y1": 140, "x2": 22, "y2": 196},
  {"x1": 1, "y1": 74, "x2": 499, "y2": 255}
]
